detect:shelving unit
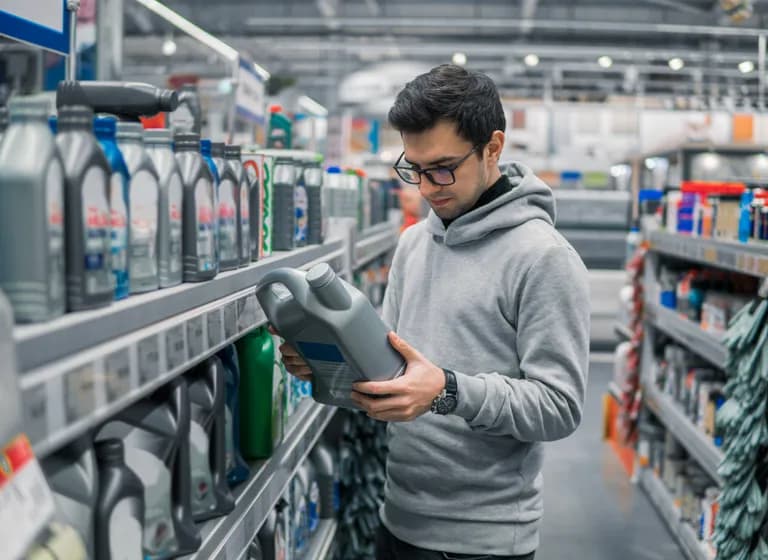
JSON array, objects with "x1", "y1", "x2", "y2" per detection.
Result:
[
  {"x1": 638, "y1": 469, "x2": 713, "y2": 560},
  {"x1": 644, "y1": 301, "x2": 728, "y2": 370},
  {"x1": 354, "y1": 222, "x2": 399, "y2": 269},
  {"x1": 305, "y1": 520, "x2": 339, "y2": 560},
  {"x1": 642, "y1": 383, "x2": 724, "y2": 485},
  {"x1": 184, "y1": 400, "x2": 337, "y2": 560}
]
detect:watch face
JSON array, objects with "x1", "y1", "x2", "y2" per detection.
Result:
[{"x1": 436, "y1": 396, "x2": 458, "y2": 415}]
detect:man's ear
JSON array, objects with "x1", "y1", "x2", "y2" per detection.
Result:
[{"x1": 486, "y1": 130, "x2": 505, "y2": 163}]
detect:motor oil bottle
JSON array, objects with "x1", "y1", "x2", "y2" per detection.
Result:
[
  {"x1": 56, "y1": 81, "x2": 178, "y2": 121},
  {"x1": 272, "y1": 157, "x2": 298, "y2": 251},
  {"x1": 267, "y1": 105, "x2": 292, "y2": 149},
  {"x1": 294, "y1": 163, "x2": 309, "y2": 248},
  {"x1": 310, "y1": 443, "x2": 340, "y2": 519},
  {"x1": 175, "y1": 133, "x2": 216, "y2": 282},
  {"x1": 187, "y1": 357, "x2": 236, "y2": 521},
  {"x1": 94, "y1": 116, "x2": 131, "y2": 300},
  {"x1": 117, "y1": 122, "x2": 160, "y2": 293},
  {"x1": 94, "y1": 439, "x2": 145, "y2": 560},
  {"x1": 259, "y1": 151, "x2": 275, "y2": 257},
  {"x1": 296, "y1": 461, "x2": 320, "y2": 535},
  {"x1": 236, "y1": 327, "x2": 285, "y2": 459},
  {"x1": 256, "y1": 263, "x2": 405, "y2": 409},
  {"x1": 289, "y1": 474, "x2": 308, "y2": 558},
  {"x1": 241, "y1": 146, "x2": 262, "y2": 262},
  {"x1": 41, "y1": 438, "x2": 98, "y2": 558},
  {"x1": 145, "y1": 128, "x2": 183, "y2": 288},
  {"x1": 97, "y1": 379, "x2": 200, "y2": 559},
  {"x1": 201, "y1": 139, "x2": 221, "y2": 273},
  {"x1": 304, "y1": 161, "x2": 324, "y2": 245},
  {"x1": 323, "y1": 166, "x2": 342, "y2": 218},
  {"x1": 57, "y1": 105, "x2": 113, "y2": 311},
  {"x1": 0, "y1": 98, "x2": 66, "y2": 323},
  {"x1": 258, "y1": 506, "x2": 289, "y2": 560},
  {"x1": 226, "y1": 145, "x2": 251, "y2": 267},
  {"x1": 213, "y1": 143, "x2": 239, "y2": 271},
  {"x1": 217, "y1": 345, "x2": 251, "y2": 486}
]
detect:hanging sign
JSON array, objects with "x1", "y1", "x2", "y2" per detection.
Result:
[
  {"x1": 236, "y1": 57, "x2": 266, "y2": 125},
  {"x1": 0, "y1": 0, "x2": 71, "y2": 54}
]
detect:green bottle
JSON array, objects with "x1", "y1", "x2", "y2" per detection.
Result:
[{"x1": 237, "y1": 327, "x2": 285, "y2": 459}]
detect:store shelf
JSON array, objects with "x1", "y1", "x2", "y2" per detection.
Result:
[
  {"x1": 186, "y1": 399, "x2": 337, "y2": 560},
  {"x1": 17, "y1": 241, "x2": 345, "y2": 457},
  {"x1": 305, "y1": 520, "x2": 338, "y2": 560},
  {"x1": 614, "y1": 322, "x2": 633, "y2": 341},
  {"x1": 642, "y1": 384, "x2": 724, "y2": 486},
  {"x1": 644, "y1": 301, "x2": 728, "y2": 370},
  {"x1": 354, "y1": 223, "x2": 398, "y2": 269},
  {"x1": 649, "y1": 231, "x2": 768, "y2": 278},
  {"x1": 639, "y1": 469, "x2": 714, "y2": 560}
]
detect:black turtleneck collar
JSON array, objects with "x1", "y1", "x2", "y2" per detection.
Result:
[{"x1": 441, "y1": 174, "x2": 513, "y2": 229}]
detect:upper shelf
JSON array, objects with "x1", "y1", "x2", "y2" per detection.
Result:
[{"x1": 649, "y1": 231, "x2": 768, "y2": 278}]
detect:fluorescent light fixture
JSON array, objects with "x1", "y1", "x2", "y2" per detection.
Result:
[
  {"x1": 162, "y1": 38, "x2": 177, "y2": 56},
  {"x1": 668, "y1": 57, "x2": 684, "y2": 71},
  {"x1": 452, "y1": 52, "x2": 467, "y2": 66},
  {"x1": 298, "y1": 95, "x2": 328, "y2": 117},
  {"x1": 598, "y1": 55, "x2": 613, "y2": 68},
  {"x1": 739, "y1": 60, "x2": 755, "y2": 73},
  {"x1": 524, "y1": 54, "x2": 539, "y2": 67}
]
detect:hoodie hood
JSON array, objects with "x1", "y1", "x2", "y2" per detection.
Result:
[{"x1": 426, "y1": 162, "x2": 556, "y2": 247}]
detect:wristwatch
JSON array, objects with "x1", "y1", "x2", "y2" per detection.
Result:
[{"x1": 431, "y1": 369, "x2": 458, "y2": 415}]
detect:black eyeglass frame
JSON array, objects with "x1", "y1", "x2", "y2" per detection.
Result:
[{"x1": 392, "y1": 145, "x2": 481, "y2": 186}]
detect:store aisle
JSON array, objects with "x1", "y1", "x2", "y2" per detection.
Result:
[{"x1": 538, "y1": 357, "x2": 683, "y2": 560}]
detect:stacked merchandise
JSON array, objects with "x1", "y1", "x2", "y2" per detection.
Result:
[{"x1": 713, "y1": 281, "x2": 768, "y2": 559}]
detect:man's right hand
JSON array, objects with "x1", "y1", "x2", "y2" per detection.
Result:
[{"x1": 268, "y1": 326, "x2": 313, "y2": 382}]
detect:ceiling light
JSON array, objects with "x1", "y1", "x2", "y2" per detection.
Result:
[
  {"x1": 668, "y1": 57, "x2": 684, "y2": 71},
  {"x1": 452, "y1": 52, "x2": 467, "y2": 66},
  {"x1": 524, "y1": 54, "x2": 539, "y2": 67},
  {"x1": 598, "y1": 56, "x2": 613, "y2": 69},
  {"x1": 739, "y1": 60, "x2": 755, "y2": 73},
  {"x1": 162, "y1": 38, "x2": 177, "y2": 56}
]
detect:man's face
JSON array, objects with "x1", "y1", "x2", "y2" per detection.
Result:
[{"x1": 400, "y1": 121, "x2": 489, "y2": 221}]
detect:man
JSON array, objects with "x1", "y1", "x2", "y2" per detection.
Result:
[{"x1": 276, "y1": 64, "x2": 590, "y2": 560}]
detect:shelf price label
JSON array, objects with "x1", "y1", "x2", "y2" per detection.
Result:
[
  {"x1": 187, "y1": 315, "x2": 206, "y2": 359},
  {"x1": 21, "y1": 384, "x2": 48, "y2": 445},
  {"x1": 207, "y1": 309, "x2": 224, "y2": 349},
  {"x1": 137, "y1": 335, "x2": 161, "y2": 384},
  {"x1": 165, "y1": 325, "x2": 187, "y2": 371},
  {"x1": 65, "y1": 364, "x2": 97, "y2": 423},
  {"x1": 224, "y1": 302, "x2": 238, "y2": 339},
  {"x1": 104, "y1": 348, "x2": 132, "y2": 403}
]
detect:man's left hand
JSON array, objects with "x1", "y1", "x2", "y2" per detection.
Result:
[{"x1": 351, "y1": 332, "x2": 446, "y2": 422}]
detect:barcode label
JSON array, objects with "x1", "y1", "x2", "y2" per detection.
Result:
[
  {"x1": 207, "y1": 309, "x2": 223, "y2": 348},
  {"x1": 165, "y1": 325, "x2": 187, "y2": 370},
  {"x1": 21, "y1": 385, "x2": 48, "y2": 445},
  {"x1": 137, "y1": 335, "x2": 161, "y2": 384},
  {"x1": 104, "y1": 348, "x2": 132, "y2": 402},
  {"x1": 187, "y1": 315, "x2": 206, "y2": 359},
  {"x1": 65, "y1": 365, "x2": 97, "y2": 423},
  {"x1": 224, "y1": 302, "x2": 238, "y2": 339}
]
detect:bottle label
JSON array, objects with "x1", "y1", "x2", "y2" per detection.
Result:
[
  {"x1": 295, "y1": 183, "x2": 308, "y2": 243},
  {"x1": 308, "y1": 480, "x2": 320, "y2": 532},
  {"x1": 109, "y1": 498, "x2": 144, "y2": 560},
  {"x1": 293, "y1": 494, "x2": 307, "y2": 553},
  {"x1": 130, "y1": 169, "x2": 159, "y2": 283},
  {"x1": 218, "y1": 178, "x2": 238, "y2": 263},
  {"x1": 81, "y1": 167, "x2": 112, "y2": 296},
  {"x1": 46, "y1": 160, "x2": 65, "y2": 306},
  {"x1": 195, "y1": 178, "x2": 216, "y2": 272},
  {"x1": 262, "y1": 159, "x2": 273, "y2": 256},
  {"x1": 240, "y1": 182, "x2": 250, "y2": 261},
  {"x1": 168, "y1": 174, "x2": 183, "y2": 274},
  {"x1": 189, "y1": 419, "x2": 216, "y2": 514},
  {"x1": 110, "y1": 172, "x2": 129, "y2": 285}
]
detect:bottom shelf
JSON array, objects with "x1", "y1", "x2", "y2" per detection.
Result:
[
  {"x1": 638, "y1": 469, "x2": 714, "y2": 560},
  {"x1": 305, "y1": 520, "x2": 339, "y2": 560}
]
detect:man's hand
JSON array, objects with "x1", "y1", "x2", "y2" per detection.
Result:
[
  {"x1": 351, "y1": 332, "x2": 445, "y2": 422},
  {"x1": 268, "y1": 326, "x2": 312, "y2": 383}
]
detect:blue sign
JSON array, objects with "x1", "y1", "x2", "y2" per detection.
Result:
[{"x1": 0, "y1": 0, "x2": 71, "y2": 54}]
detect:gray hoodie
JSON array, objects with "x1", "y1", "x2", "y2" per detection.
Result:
[{"x1": 380, "y1": 163, "x2": 590, "y2": 555}]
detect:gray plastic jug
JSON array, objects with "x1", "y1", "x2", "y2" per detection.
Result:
[
  {"x1": 215, "y1": 144, "x2": 240, "y2": 271},
  {"x1": 175, "y1": 133, "x2": 217, "y2": 282},
  {"x1": 57, "y1": 105, "x2": 113, "y2": 311},
  {"x1": 41, "y1": 438, "x2": 98, "y2": 559},
  {"x1": 258, "y1": 506, "x2": 288, "y2": 560},
  {"x1": 303, "y1": 162, "x2": 324, "y2": 245},
  {"x1": 296, "y1": 460, "x2": 320, "y2": 535},
  {"x1": 0, "y1": 98, "x2": 66, "y2": 323},
  {"x1": 310, "y1": 443, "x2": 340, "y2": 519},
  {"x1": 256, "y1": 263, "x2": 405, "y2": 409},
  {"x1": 272, "y1": 158, "x2": 297, "y2": 252},
  {"x1": 94, "y1": 439, "x2": 145, "y2": 560},
  {"x1": 225, "y1": 145, "x2": 251, "y2": 267},
  {"x1": 145, "y1": 129, "x2": 183, "y2": 288},
  {"x1": 117, "y1": 122, "x2": 160, "y2": 293}
]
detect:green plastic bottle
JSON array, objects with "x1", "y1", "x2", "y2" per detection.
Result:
[
  {"x1": 267, "y1": 105, "x2": 292, "y2": 149},
  {"x1": 236, "y1": 327, "x2": 285, "y2": 459}
]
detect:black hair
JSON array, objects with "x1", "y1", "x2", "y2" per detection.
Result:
[{"x1": 388, "y1": 64, "x2": 506, "y2": 148}]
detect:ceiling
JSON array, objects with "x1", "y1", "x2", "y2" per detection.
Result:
[{"x1": 122, "y1": 0, "x2": 768, "y2": 110}]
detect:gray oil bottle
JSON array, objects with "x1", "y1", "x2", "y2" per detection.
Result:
[
  {"x1": 41, "y1": 438, "x2": 98, "y2": 559},
  {"x1": 117, "y1": 122, "x2": 160, "y2": 293},
  {"x1": 175, "y1": 133, "x2": 217, "y2": 281},
  {"x1": 57, "y1": 105, "x2": 113, "y2": 311},
  {"x1": 0, "y1": 104, "x2": 9, "y2": 142},
  {"x1": 225, "y1": 145, "x2": 251, "y2": 266},
  {"x1": 214, "y1": 142, "x2": 239, "y2": 271},
  {"x1": 272, "y1": 158, "x2": 297, "y2": 251},
  {"x1": 145, "y1": 129, "x2": 183, "y2": 288},
  {"x1": 256, "y1": 262, "x2": 405, "y2": 409},
  {"x1": 303, "y1": 161, "x2": 324, "y2": 245},
  {"x1": 188, "y1": 357, "x2": 235, "y2": 521},
  {"x1": 310, "y1": 443, "x2": 340, "y2": 518},
  {"x1": 0, "y1": 98, "x2": 66, "y2": 323},
  {"x1": 258, "y1": 506, "x2": 289, "y2": 560},
  {"x1": 98, "y1": 379, "x2": 201, "y2": 559},
  {"x1": 94, "y1": 439, "x2": 145, "y2": 560}
]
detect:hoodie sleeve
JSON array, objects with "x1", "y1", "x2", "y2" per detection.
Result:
[{"x1": 451, "y1": 245, "x2": 590, "y2": 441}]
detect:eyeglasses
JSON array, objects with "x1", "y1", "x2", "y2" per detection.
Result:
[{"x1": 393, "y1": 145, "x2": 480, "y2": 186}]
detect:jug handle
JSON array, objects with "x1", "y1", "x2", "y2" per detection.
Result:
[{"x1": 256, "y1": 268, "x2": 309, "y2": 303}]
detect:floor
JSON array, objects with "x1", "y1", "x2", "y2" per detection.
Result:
[{"x1": 538, "y1": 357, "x2": 684, "y2": 560}]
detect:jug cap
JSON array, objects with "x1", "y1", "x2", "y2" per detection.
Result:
[
  {"x1": 116, "y1": 121, "x2": 144, "y2": 141},
  {"x1": 225, "y1": 144, "x2": 242, "y2": 158},
  {"x1": 201, "y1": 138, "x2": 213, "y2": 155},
  {"x1": 95, "y1": 438, "x2": 125, "y2": 463},
  {"x1": 144, "y1": 128, "x2": 173, "y2": 144},
  {"x1": 175, "y1": 131, "x2": 201, "y2": 151},
  {"x1": 7, "y1": 97, "x2": 50, "y2": 122},
  {"x1": 306, "y1": 263, "x2": 335, "y2": 289},
  {"x1": 212, "y1": 142, "x2": 225, "y2": 158},
  {"x1": 58, "y1": 105, "x2": 95, "y2": 131}
]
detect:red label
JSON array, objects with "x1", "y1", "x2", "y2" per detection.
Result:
[
  {"x1": 219, "y1": 204, "x2": 237, "y2": 219},
  {"x1": 170, "y1": 204, "x2": 181, "y2": 221},
  {"x1": 111, "y1": 210, "x2": 127, "y2": 228},
  {"x1": 0, "y1": 435, "x2": 34, "y2": 487},
  {"x1": 87, "y1": 207, "x2": 109, "y2": 228},
  {"x1": 198, "y1": 206, "x2": 213, "y2": 224}
]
